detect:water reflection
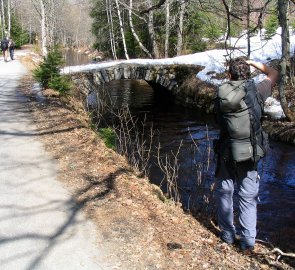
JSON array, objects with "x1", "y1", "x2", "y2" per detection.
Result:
[
  {"x1": 95, "y1": 79, "x2": 295, "y2": 252},
  {"x1": 107, "y1": 80, "x2": 154, "y2": 109},
  {"x1": 258, "y1": 142, "x2": 295, "y2": 251},
  {"x1": 62, "y1": 49, "x2": 90, "y2": 67}
]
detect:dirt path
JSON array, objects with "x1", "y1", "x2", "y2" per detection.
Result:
[
  {"x1": 0, "y1": 53, "x2": 121, "y2": 269},
  {"x1": 5, "y1": 47, "x2": 293, "y2": 270}
]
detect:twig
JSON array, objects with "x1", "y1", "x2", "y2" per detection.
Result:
[
  {"x1": 188, "y1": 126, "x2": 200, "y2": 153},
  {"x1": 257, "y1": 248, "x2": 295, "y2": 259},
  {"x1": 225, "y1": 257, "x2": 248, "y2": 270}
]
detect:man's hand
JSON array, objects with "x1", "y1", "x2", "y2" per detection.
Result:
[{"x1": 246, "y1": 60, "x2": 278, "y2": 87}]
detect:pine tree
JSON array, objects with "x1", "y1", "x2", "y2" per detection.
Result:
[
  {"x1": 10, "y1": 15, "x2": 29, "y2": 47},
  {"x1": 33, "y1": 48, "x2": 71, "y2": 95},
  {"x1": 265, "y1": 9, "x2": 279, "y2": 39}
]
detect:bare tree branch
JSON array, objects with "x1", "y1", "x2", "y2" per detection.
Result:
[{"x1": 140, "y1": 0, "x2": 166, "y2": 15}]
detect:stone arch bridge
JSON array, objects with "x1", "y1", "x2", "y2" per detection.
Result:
[
  {"x1": 65, "y1": 62, "x2": 216, "y2": 111},
  {"x1": 67, "y1": 62, "x2": 203, "y2": 96}
]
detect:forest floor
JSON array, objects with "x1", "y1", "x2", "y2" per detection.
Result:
[{"x1": 18, "y1": 47, "x2": 295, "y2": 270}]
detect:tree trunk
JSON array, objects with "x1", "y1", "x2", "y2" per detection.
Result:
[
  {"x1": 221, "y1": 0, "x2": 233, "y2": 52},
  {"x1": 278, "y1": 0, "x2": 295, "y2": 121},
  {"x1": 147, "y1": 0, "x2": 160, "y2": 58},
  {"x1": 29, "y1": 12, "x2": 32, "y2": 44},
  {"x1": 164, "y1": 0, "x2": 170, "y2": 58},
  {"x1": 176, "y1": 0, "x2": 186, "y2": 56},
  {"x1": 40, "y1": 0, "x2": 47, "y2": 56},
  {"x1": 1, "y1": 0, "x2": 6, "y2": 37},
  {"x1": 48, "y1": 0, "x2": 55, "y2": 48},
  {"x1": 246, "y1": 0, "x2": 250, "y2": 58},
  {"x1": 76, "y1": 4, "x2": 82, "y2": 48},
  {"x1": 7, "y1": 0, "x2": 11, "y2": 37},
  {"x1": 106, "y1": 0, "x2": 117, "y2": 60},
  {"x1": 0, "y1": 3, "x2": 2, "y2": 39},
  {"x1": 115, "y1": 0, "x2": 129, "y2": 59},
  {"x1": 129, "y1": 0, "x2": 152, "y2": 58}
]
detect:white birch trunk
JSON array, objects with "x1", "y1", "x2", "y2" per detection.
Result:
[
  {"x1": 1, "y1": 0, "x2": 6, "y2": 37},
  {"x1": 29, "y1": 17, "x2": 32, "y2": 44},
  {"x1": 7, "y1": 0, "x2": 11, "y2": 36},
  {"x1": 49, "y1": 0, "x2": 55, "y2": 47},
  {"x1": 278, "y1": 0, "x2": 295, "y2": 121},
  {"x1": 115, "y1": 0, "x2": 129, "y2": 59},
  {"x1": 164, "y1": 0, "x2": 170, "y2": 58},
  {"x1": 76, "y1": 4, "x2": 82, "y2": 48},
  {"x1": 176, "y1": 1, "x2": 186, "y2": 56},
  {"x1": 225, "y1": 0, "x2": 233, "y2": 47},
  {"x1": 46, "y1": 0, "x2": 56, "y2": 48},
  {"x1": 106, "y1": 0, "x2": 117, "y2": 60},
  {"x1": 129, "y1": 0, "x2": 152, "y2": 58},
  {"x1": 40, "y1": 0, "x2": 47, "y2": 56},
  {"x1": 0, "y1": 5, "x2": 2, "y2": 39},
  {"x1": 147, "y1": 0, "x2": 160, "y2": 58},
  {"x1": 246, "y1": 0, "x2": 250, "y2": 58}
]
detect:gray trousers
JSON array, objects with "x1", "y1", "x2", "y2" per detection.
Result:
[{"x1": 215, "y1": 159, "x2": 260, "y2": 249}]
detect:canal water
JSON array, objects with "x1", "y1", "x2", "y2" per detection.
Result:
[
  {"x1": 96, "y1": 79, "x2": 295, "y2": 253},
  {"x1": 63, "y1": 48, "x2": 91, "y2": 66},
  {"x1": 64, "y1": 53, "x2": 295, "y2": 252}
]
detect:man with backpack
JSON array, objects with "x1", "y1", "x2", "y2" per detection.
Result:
[
  {"x1": 214, "y1": 57, "x2": 278, "y2": 254},
  {"x1": 1, "y1": 37, "x2": 9, "y2": 62},
  {"x1": 8, "y1": 38, "x2": 15, "y2": 60}
]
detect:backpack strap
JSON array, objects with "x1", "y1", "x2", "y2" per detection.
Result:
[{"x1": 244, "y1": 79, "x2": 265, "y2": 164}]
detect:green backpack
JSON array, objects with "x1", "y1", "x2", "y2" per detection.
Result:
[{"x1": 214, "y1": 79, "x2": 268, "y2": 163}]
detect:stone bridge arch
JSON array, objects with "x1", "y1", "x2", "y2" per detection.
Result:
[
  {"x1": 69, "y1": 63, "x2": 203, "y2": 97},
  {"x1": 67, "y1": 62, "x2": 218, "y2": 112}
]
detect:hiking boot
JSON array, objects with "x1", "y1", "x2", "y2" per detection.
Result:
[
  {"x1": 220, "y1": 234, "x2": 240, "y2": 246},
  {"x1": 241, "y1": 246, "x2": 254, "y2": 256}
]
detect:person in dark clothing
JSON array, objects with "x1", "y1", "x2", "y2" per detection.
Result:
[
  {"x1": 1, "y1": 37, "x2": 9, "y2": 62},
  {"x1": 215, "y1": 58, "x2": 278, "y2": 254},
  {"x1": 8, "y1": 38, "x2": 15, "y2": 60}
]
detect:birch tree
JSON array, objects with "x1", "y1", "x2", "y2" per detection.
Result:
[
  {"x1": 129, "y1": 0, "x2": 152, "y2": 58},
  {"x1": 75, "y1": 3, "x2": 82, "y2": 47},
  {"x1": 164, "y1": 0, "x2": 170, "y2": 57},
  {"x1": 1, "y1": 0, "x2": 6, "y2": 37},
  {"x1": 0, "y1": 5, "x2": 1, "y2": 39},
  {"x1": 278, "y1": 0, "x2": 295, "y2": 121},
  {"x1": 10, "y1": 0, "x2": 35, "y2": 43},
  {"x1": 35, "y1": 0, "x2": 48, "y2": 56},
  {"x1": 243, "y1": 0, "x2": 271, "y2": 57},
  {"x1": 246, "y1": 0, "x2": 251, "y2": 57},
  {"x1": 32, "y1": 0, "x2": 50, "y2": 55},
  {"x1": 147, "y1": 0, "x2": 160, "y2": 58},
  {"x1": 220, "y1": 0, "x2": 271, "y2": 58},
  {"x1": 7, "y1": 0, "x2": 11, "y2": 36},
  {"x1": 33, "y1": 0, "x2": 60, "y2": 55},
  {"x1": 47, "y1": 0, "x2": 56, "y2": 47},
  {"x1": 56, "y1": 0, "x2": 94, "y2": 48},
  {"x1": 176, "y1": 0, "x2": 188, "y2": 56},
  {"x1": 106, "y1": 0, "x2": 117, "y2": 59},
  {"x1": 115, "y1": 0, "x2": 129, "y2": 59}
]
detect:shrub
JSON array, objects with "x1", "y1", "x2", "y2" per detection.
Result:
[
  {"x1": 98, "y1": 127, "x2": 116, "y2": 149},
  {"x1": 48, "y1": 75, "x2": 71, "y2": 95},
  {"x1": 33, "y1": 48, "x2": 70, "y2": 95}
]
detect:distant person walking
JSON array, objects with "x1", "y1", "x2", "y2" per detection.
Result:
[
  {"x1": 8, "y1": 38, "x2": 15, "y2": 60},
  {"x1": 1, "y1": 37, "x2": 9, "y2": 62}
]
